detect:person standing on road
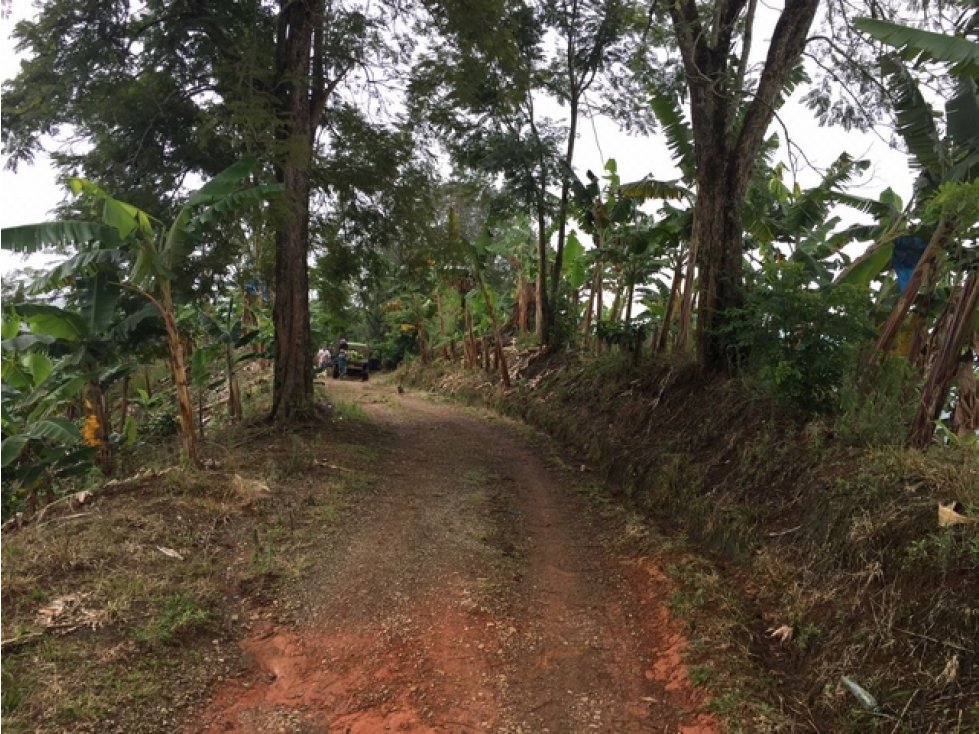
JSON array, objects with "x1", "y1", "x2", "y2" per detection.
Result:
[
  {"x1": 337, "y1": 339, "x2": 348, "y2": 378},
  {"x1": 315, "y1": 346, "x2": 331, "y2": 373}
]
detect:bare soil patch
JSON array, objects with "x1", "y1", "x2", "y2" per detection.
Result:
[{"x1": 186, "y1": 378, "x2": 718, "y2": 733}]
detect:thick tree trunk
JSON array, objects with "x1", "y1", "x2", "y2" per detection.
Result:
[
  {"x1": 270, "y1": 0, "x2": 316, "y2": 421},
  {"x1": 517, "y1": 273, "x2": 533, "y2": 336},
  {"x1": 693, "y1": 164, "x2": 747, "y2": 368},
  {"x1": 668, "y1": 0, "x2": 819, "y2": 371}
]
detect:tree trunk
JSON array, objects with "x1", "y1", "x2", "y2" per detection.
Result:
[
  {"x1": 417, "y1": 321, "x2": 430, "y2": 365},
  {"x1": 909, "y1": 272, "x2": 979, "y2": 447},
  {"x1": 517, "y1": 272, "x2": 532, "y2": 336},
  {"x1": 675, "y1": 231, "x2": 698, "y2": 352},
  {"x1": 435, "y1": 292, "x2": 446, "y2": 346},
  {"x1": 118, "y1": 375, "x2": 130, "y2": 434},
  {"x1": 463, "y1": 300, "x2": 476, "y2": 368},
  {"x1": 950, "y1": 341, "x2": 978, "y2": 438},
  {"x1": 227, "y1": 347, "x2": 242, "y2": 420},
  {"x1": 658, "y1": 255, "x2": 684, "y2": 353},
  {"x1": 549, "y1": 97, "x2": 579, "y2": 345},
  {"x1": 160, "y1": 295, "x2": 200, "y2": 467},
  {"x1": 668, "y1": 0, "x2": 819, "y2": 371},
  {"x1": 269, "y1": 0, "x2": 317, "y2": 421},
  {"x1": 475, "y1": 270, "x2": 511, "y2": 388},
  {"x1": 693, "y1": 166, "x2": 747, "y2": 368},
  {"x1": 84, "y1": 381, "x2": 112, "y2": 475},
  {"x1": 198, "y1": 384, "x2": 206, "y2": 440},
  {"x1": 535, "y1": 238, "x2": 549, "y2": 344}
]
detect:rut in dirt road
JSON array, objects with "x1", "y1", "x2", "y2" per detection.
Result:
[{"x1": 187, "y1": 379, "x2": 718, "y2": 734}]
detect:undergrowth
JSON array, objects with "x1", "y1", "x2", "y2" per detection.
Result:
[{"x1": 0, "y1": 375, "x2": 376, "y2": 734}]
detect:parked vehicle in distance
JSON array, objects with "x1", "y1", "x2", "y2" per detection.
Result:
[{"x1": 333, "y1": 341, "x2": 370, "y2": 381}]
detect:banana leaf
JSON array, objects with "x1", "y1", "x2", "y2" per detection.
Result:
[
  {"x1": 854, "y1": 17, "x2": 979, "y2": 78},
  {"x1": 835, "y1": 241, "x2": 895, "y2": 290},
  {"x1": 1, "y1": 221, "x2": 121, "y2": 253}
]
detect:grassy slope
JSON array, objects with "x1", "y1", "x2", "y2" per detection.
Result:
[
  {"x1": 402, "y1": 350, "x2": 979, "y2": 733},
  {"x1": 0, "y1": 376, "x2": 378, "y2": 734}
]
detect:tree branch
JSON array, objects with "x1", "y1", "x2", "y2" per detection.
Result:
[{"x1": 735, "y1": 0, "x2": 819, "y2": 184}]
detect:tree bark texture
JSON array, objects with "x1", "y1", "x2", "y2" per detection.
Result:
[
  {"x1": 657, "y1": 255, "x2": 684, "y2": 353},
  {"x1": 667, "y1": 0, "x2": 819, "y2": 370},
  {"x1": 161, "y1": 294, "x2": 200, "y2": 467},
  {"x1": 270, "y1": 0, "x2": 317, "y2": 421},
  {"x1": 475, "y1": 269, "x2": 511, "y2": 389}
]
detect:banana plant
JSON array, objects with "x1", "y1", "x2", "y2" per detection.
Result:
[
  {"x1": 568, "y1": 159, "x2": 667, "y2": 350},
  {"x1": 447, "y1": 208, "x2": 511, "y2": 387},
  {"x1": 850, "y1": 16, "x2": 979, "y2": 444},
  {"x1": 1, "y1": 158, "x2": 277, "y2": 468},
  {"x1": 197, "y1": 298, "x2": 260, "y2": 422},
  {"x1": 1, "y1": 308, "x2": 95, "y2": 515}
]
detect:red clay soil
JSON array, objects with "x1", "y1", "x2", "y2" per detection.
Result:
[{"x1": 184, "y1": 380, "x2": 719, "y2": 734}]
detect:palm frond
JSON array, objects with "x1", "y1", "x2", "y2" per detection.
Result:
[
  {"x1": 649, "y1": 93, "x2": 694, "y2": 177},
  {"x1": 618, "y1": 176, "x2": 690, "y2": 202},
  {"x1": 854, "y1": 17, "x2": 979, "y2": 78},
  {"x1": 946, "y1": 76, "x2": 979, "y2": 180},
  {"x1": 1, "y1": 221, "x2": 121, "y2": 253},
  {"x1": 881, "y1": 55, "x2": 947, "y2": 179},
  {"x1": 28, "y1": 248, "x2": 126, "y2": 294},
  {"x1": 834, "y1": 240, "x2": 895, "y2": 290}
]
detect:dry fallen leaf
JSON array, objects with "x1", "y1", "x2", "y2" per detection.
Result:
[
  {"x1": 938, "y1": 502, "x2": 976, "y2": 527},
  {"x1": 936, "y1": 653, "x2": 959, "y2": 686},
  {"x1": 767, "y1": 625, "x2": 794, "y2": 643},
  {"x1": 155, "y1": 546, "x2": 184, "y2": 560},
  {"x1": 36, "y1": 593, "x2": 105, "y2": 632}
]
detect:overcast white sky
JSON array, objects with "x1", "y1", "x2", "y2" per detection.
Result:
[{"x1": 1, "y1": 1, "x2": 916, "y2": 276}]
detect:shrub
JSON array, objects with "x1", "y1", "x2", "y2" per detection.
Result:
[{"x1": 720, "y1": 262, "x2": 876, "y2": 415}]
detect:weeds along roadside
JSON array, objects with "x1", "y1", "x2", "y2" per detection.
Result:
[
  {"x1": 0, "y1": 374, "x2": 378, "y2": 734},
  {"x1": 400, "y1": 351, "x2": 979, "y2": 734}
]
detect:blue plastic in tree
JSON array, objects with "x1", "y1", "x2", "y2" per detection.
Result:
[{"x1": 892, "y1": 235, "x2": 927, "y2": 293}]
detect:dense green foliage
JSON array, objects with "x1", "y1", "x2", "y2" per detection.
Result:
[{"x1": 1, "y1": 2, "x2": 976, "y2": 515}]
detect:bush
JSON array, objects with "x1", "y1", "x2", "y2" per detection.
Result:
[{"x1": 720, "y1": 262, "x2": 876, "y2": 415}]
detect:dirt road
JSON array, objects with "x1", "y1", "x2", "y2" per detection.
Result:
[{"x1": 187, "y1": 379, "x2": 718, "y2": 734}]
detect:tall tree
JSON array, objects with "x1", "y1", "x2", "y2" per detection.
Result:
[
  {"x1": 650, "y1": 0, "x2": 820, "y2": 370},
  {"x1": 542, "y1": 0, "x2": 642, "y2": 344},
  {"x1": 3, "y1": 0, "x2": 390, "y2": 421}
]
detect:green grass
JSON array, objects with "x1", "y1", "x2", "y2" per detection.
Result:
[
  {"x1": 137, "y1": 594, "x2": 212, "y2": 645},
  {"x1": 332, "y1": 399, "x2": 368, "y2": 422}
]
